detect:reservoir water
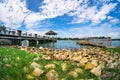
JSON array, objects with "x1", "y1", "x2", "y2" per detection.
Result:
[{"x1": 37, "y1": 40, "x2": 120, "y2": 50}]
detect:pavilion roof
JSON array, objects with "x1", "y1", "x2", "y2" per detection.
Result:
[{"x1": 45, "y1": 30, "x2": 57, "y2": 35}]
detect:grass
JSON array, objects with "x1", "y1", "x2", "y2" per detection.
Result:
[
  {"x1": 0, "y1": 47, "x2": 36, "y2": 80},
  {"x1": 0, "y1": 47, "x2": 100, "y2": 80},
  {"x1": 106, "y1": 47, "x2": 120, "y2": 53}
]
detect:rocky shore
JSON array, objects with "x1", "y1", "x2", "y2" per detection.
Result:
[{"x1": 9, "y1": 46, "x2": 120, "y2": 80}]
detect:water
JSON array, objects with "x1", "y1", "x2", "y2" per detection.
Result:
[
  {"x1": 38, "y1": 40, "x2": 81, "y2": 50},
  {"x1": 111, "y1": 41, "x2": 120, "y2": 47},
  {"x1": 38, "y1": 40, "x2": 120, "y2": 50}
]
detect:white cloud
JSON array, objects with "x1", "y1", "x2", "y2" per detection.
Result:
[
  {"x1": 107, "y1": 16, "x2": 120, "y2": 24},
  {"x1": 110, "y1": 18, "x2": 120, "y2": 24},
  {"x1": 25, "y1": 0, "x2": 81, "y2": 28},
  {"x1": 92, "y1": 3, "x2": 117, "y2": 24},
  {"x1": 69, "y1": 3, "x2": 117, "y2": 24},
  {"x1": 0, "y1": 0, "x2": 30, "y2": 29},
  {"x1": 69, "y1": 6, "x2": 97, "y2": 24},
  {"x1": 107, "y1": 16, "x2": 114, "y2": 19}
]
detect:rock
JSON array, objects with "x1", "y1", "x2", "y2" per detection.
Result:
[
  {"x1": 46, "y1": 70, "x2": 59, "y2": 80},
  {"x1": 78, "y1": 61, "x2": 85, "y2": 67},
  {"x1": 90, "y1": 64, "x2": 103, "y2": 76},
  {"x1": 5, "y1": 64, "x2": 11, "y2": 68},
  {"x1": 45, "y1": 64, "x2": 56, "y2": 69},
  {"x1": 91, "y1": 60, "x2": 98, "y2": 67},
  {"x1": 74, "y1": 68, "x2": 83, "y2": 74},
  {"x1": 61, "y1": 78, "x2": 66, "y2": 80},
  {"x1": 61, "y1": 63, "x2": 68, "y2": 71},
  {"x1": 80, "y1": 57, "x2": 88, "y2": 64},
  {"x1": 85, "y1": 62, "x2": 94, "y2": 69},
  {"x1": 32, "y1": 68, "x2": 44, "y2": 76},
  {"x1": 88, "y1": 79, "x2": 94, "y2": 80},
  {"x1": 33, "y1": 57, "x2": 40, "y2": 61},
  {"x1": 68, "y1": 71, "x2": 78, "y2": 78},
  {"x1": 72, "y1": 56, "x2": 82, "y2": 62},
  {"x1": 39, "y1": 46, "x2": 44, "y2": 50},
  {"x1": 23, "y1": 66, "x2": 29, "y2": 73},
  {"x1": 31, "y1": 62, "x2": 41, "y2": 68},
  {"x1": 43, "y1": 55, "x2": 51, "y2": 60},
  {"x1": 61, "y1": 55, "x2": 67, "y2": 60},
  {"x1": 26, "y1": 74, "x2": 34, "y2": 79}
]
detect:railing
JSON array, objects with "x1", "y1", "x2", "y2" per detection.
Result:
[
  {"x1": 0, "y1": 26, "x2": 52, "y2": 39},
  {"x1": 89, "y1": 38, "x2": 111, "y2": 46}
]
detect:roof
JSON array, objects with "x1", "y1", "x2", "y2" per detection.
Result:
[{"x1": 45, "y1": 30, "x2": 57, "y2": 35}]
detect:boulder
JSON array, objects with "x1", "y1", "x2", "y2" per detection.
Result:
[
  {"x1": 45, "y1": 64, "x2": 56, "y2": 69},
  {"x1": 32, "y1": 68, "x2": 44, "y2": 76},
  {"x1": 23, "y1": 66, "x2": 29, "y2": 73},
  {"x1": 85, "y1": 62, "x2": 94, "y2": 69},
  {"x1": 90, "y1": 64, "x2": 103, "y2": 76},
  {"x1": 74, "y1": 68, "x2": 83, "y2": 74},
  {"x1": 31, "y1": 62, "x2": 41, "y2": 68},
  {"x1": 68, "y1": 71, "x2": 78, "y2": 78},
  {"x1": 26, "y1": 74, "x2": 34, "y2": 79},
  {"x1": 61, "y1": 63, "x2": 68, "y2": 71},
  {"x1": 80, "y1": 57, "x2": 88, "y2": 64},
  {"x1": 46, "y1": 70, "x2": 59, "y2": 80},
  {"x1": 91, "y1": 60, "x2": 98, "y2": 67}
]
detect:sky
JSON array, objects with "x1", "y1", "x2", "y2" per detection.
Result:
[{"x1": 0, "y1": 0, "x2": 120, "y2": 38}]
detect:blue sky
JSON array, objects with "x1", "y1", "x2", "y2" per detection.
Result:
[{"x1": 0, "y1": 0, "x2": 120, "y2": 38}]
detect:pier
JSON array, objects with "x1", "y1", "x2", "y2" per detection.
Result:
[
  {"x1": 77, "y1": 37, "x2": 112, "y2": 48},
  {"x1": 0, "y1": 26, "x2": 57, "y2": 46}
]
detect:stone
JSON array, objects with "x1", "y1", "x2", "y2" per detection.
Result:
[
  {"x1": 91, "y1": 60, "x2": 98, "y2": 67},
  {"x1": 5, "y1": 64, "x2": 11, "y2": 68},
  {"x1": 90, "y1": 64, "x2": 102, "y2": 76},
  {"x1": 43, "y1": 55, "x2": 51, "y2": 60},
  {"x1": 85, "y1": 62, "x2": 94, "y2": 69},
  {"x1": 39, "y1": 46, "x2": 44, "y2": 50},
  {"x1": 61, "y1": 63, "x2": 68, "y2": 71},
  {"x1": 26, "y1": 74, "x2": 34, "y2": 79},
  {"x1": 68, "y1": 71, "x2": 78, "y2": 78},
  {"x1": 33, "y1": 57, "x2": 40, "y2": 61},
  {"x1": 78, "y1": 61, "x2": 85, "y2": 67},
  {"x1": 32, "y1": 68, "x2": 44, "y2": 76},
  {"x1": 46, "y1": 70, "x2": 59, "y2": 80},
  {"x1": 45, "y1": 64, "x2": 56, "y2": 69},
  {"x1": 80, "y1": 57, "x2": 88, "y2": 64},
  {"x1": 31, "y1": 62, "x2": 41, "y2": 68},
  {"x1": 61, "y1": 78, "x2": 66, "y2": 80},
  {"x1": 74, "y1": 68, "x2": 83, "y2": 73},
  {"x1": 23, "y1": 66, "x2": 29, "y2": 73},
  {"x1": 72, "y1": 57, "x2": 79, "y2": 61},
  {"x1": 88, "y1": 79, "x2": 94, "y2": 80}
]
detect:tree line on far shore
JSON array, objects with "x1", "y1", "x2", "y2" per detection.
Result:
[{"x1": 57, "y1": 37, "x2": 120, "y2": 40}]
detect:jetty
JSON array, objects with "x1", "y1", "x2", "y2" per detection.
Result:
[
  {"x1": 77, "y1": 41, "x2": 106, "y2": 48},
  {"x1": 77, "y1": 37, "x2": 112, "y2": 48},
  {"x1": 0, "y1": 26, "x2": 57, "y2": 46}
]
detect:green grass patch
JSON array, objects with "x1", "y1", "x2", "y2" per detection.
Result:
[{"x1": 106, "y1": 47, "x2": 120, "y2": 53}]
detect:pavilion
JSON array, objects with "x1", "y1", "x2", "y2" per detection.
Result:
[{"x1": 45, "y1": 30, "x2": 57, "y2": 41}]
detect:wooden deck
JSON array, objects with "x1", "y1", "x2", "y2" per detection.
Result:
[{"x1": 77, "y1": 41, "x2": 106, "y2": 48}]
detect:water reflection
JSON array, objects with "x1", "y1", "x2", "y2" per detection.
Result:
[{"x1": 38, "y1": 40, "x2": 81, "y2": 50}]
